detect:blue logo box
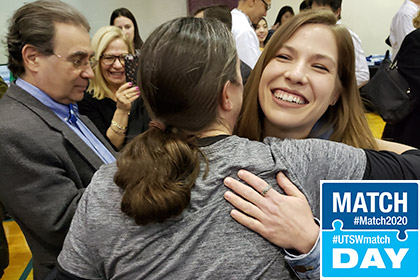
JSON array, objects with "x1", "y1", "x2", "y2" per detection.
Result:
[{"x1": 320, "y1": 181, "x2": 419, "y2": 279}]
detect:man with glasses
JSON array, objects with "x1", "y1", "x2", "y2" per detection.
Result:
[
  {"x1": 0, "y1": 1, "x2": 116, "y2": 279},
  {"x1": 231, "y1": 0, "x2": 271, "y2": 68}
]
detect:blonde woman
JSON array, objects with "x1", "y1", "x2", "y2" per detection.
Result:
[{"x1": 78, "y1": 26, "x2": 149, "y2": 150}]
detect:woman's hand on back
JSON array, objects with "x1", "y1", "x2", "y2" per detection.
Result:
[{"x1": 223, "y1": 170, "x2": 319, "y2": 254}]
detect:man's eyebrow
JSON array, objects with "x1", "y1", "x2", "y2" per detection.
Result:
[{"x1": 68, "y1": 50, "x2": 93, "y2": 58}]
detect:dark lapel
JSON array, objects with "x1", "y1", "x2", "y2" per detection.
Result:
[{"x1": 7, "y1": 84, "x2": 117, "y2": 170}]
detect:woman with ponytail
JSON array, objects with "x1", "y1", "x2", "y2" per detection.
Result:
[{"x1": 57, "y1": 13, "x2": 420, "y2": 280}]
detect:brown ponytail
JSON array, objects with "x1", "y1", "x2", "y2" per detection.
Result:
[
  {"x1": 113, "y1": 18, "x2": 238, "y2": 225},
  {"x1": 114, "y1": 127, "x2": 201, "y2": 225}
]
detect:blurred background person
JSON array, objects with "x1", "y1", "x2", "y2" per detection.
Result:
[
  {"x1": 110, "y1": 7, "x2": 143, "y2": 55},
  {"x1": 255, "y1": 17, "x2": 268, "y2": 50},
  {"x1": 265, "y1": 5, "x2": 295, "y2": 44}
]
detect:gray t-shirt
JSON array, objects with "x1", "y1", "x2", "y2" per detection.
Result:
[{"x1": 58, "y1": 135, "x2": 366, "y2": 279}]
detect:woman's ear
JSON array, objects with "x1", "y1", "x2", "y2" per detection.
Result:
[
  {"x1": 220, "y1": 80, "x2": 234, "y2": 111},
  {"x1": 330, "y1": 90, "x2": 340, "y2": 106},
  {"x1": 21, "y1": 45, "x2": 41, "y2": 73}
]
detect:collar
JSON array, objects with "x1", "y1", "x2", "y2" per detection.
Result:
[
  {"x1": 198, "y1": 134, "x2": 230, "y2": 147},
  {"x1": 16, "y1": 78, "x2": 75, "y2": 122},
  {"x1": 232, "y1": 8, "x2": 253, "y2": 27}
]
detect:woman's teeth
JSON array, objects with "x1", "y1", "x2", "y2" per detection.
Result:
[
  {"x1": 110, "y1": 72, "x2": 123, "y2": 77},
  {"x1": 273, "y1": 90, "x2": 305, "y2": 104}
]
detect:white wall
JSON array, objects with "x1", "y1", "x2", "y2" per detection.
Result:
[
  {"x1": 267, "y1": 0, "x2": 404, "y2": 56},
  {"x1": 0, "y1": 0, "x2": 188, "y2": 64},
  {"x1": 0, "y1": 0, "x2": 407, "y2": 64},
  {"x1": 341, "y1": 0, "x2": 404, "y2": 55}
]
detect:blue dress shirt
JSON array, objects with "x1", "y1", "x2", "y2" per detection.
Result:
[{"x1": 16, "y1": 78, "x2": 115, "y2": 164}]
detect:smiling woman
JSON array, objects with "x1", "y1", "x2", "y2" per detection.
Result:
[
  {"x1": 236, "y1": 9, "x2": 378, "y2": 150},
  {"x1": 77, "y1": 26, "x2": 149, "y2": 150},
  {"x1": 259, "y1": 24, "x2": 339, "y2": 140}
]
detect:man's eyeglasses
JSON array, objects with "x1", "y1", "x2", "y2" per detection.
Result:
[
  {"x1": 260, "y1": 0, "x2": 271, "y2": 10},
  {"x1": 100, "y1": 54, "x2": 128, "y2": 66},
  {"x1": 53, "y1": 53, "x2": 98, "y2": 70}
]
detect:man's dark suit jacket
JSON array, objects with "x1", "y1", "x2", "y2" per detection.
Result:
[{"x1": 0, "y1": 84, "x2": 117, "y2": 279}]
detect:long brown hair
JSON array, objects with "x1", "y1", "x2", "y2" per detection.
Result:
[
  {"x1": 236, "y1": 10, "x2": 378, "y2": 150},
  {"x1": 114, "y1": 17, "x2": 239, "y2": 225}
]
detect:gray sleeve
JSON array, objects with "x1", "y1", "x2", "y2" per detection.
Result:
[
  {"x1": 266, "y1": 137, "x2": 366, "y2": 182},
  {"x1": 265, "y1": 137, "x2": 366, "y2": 216},
  {"x1": 58, "y1": 184, "x2": 101, "y2": 280}
]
